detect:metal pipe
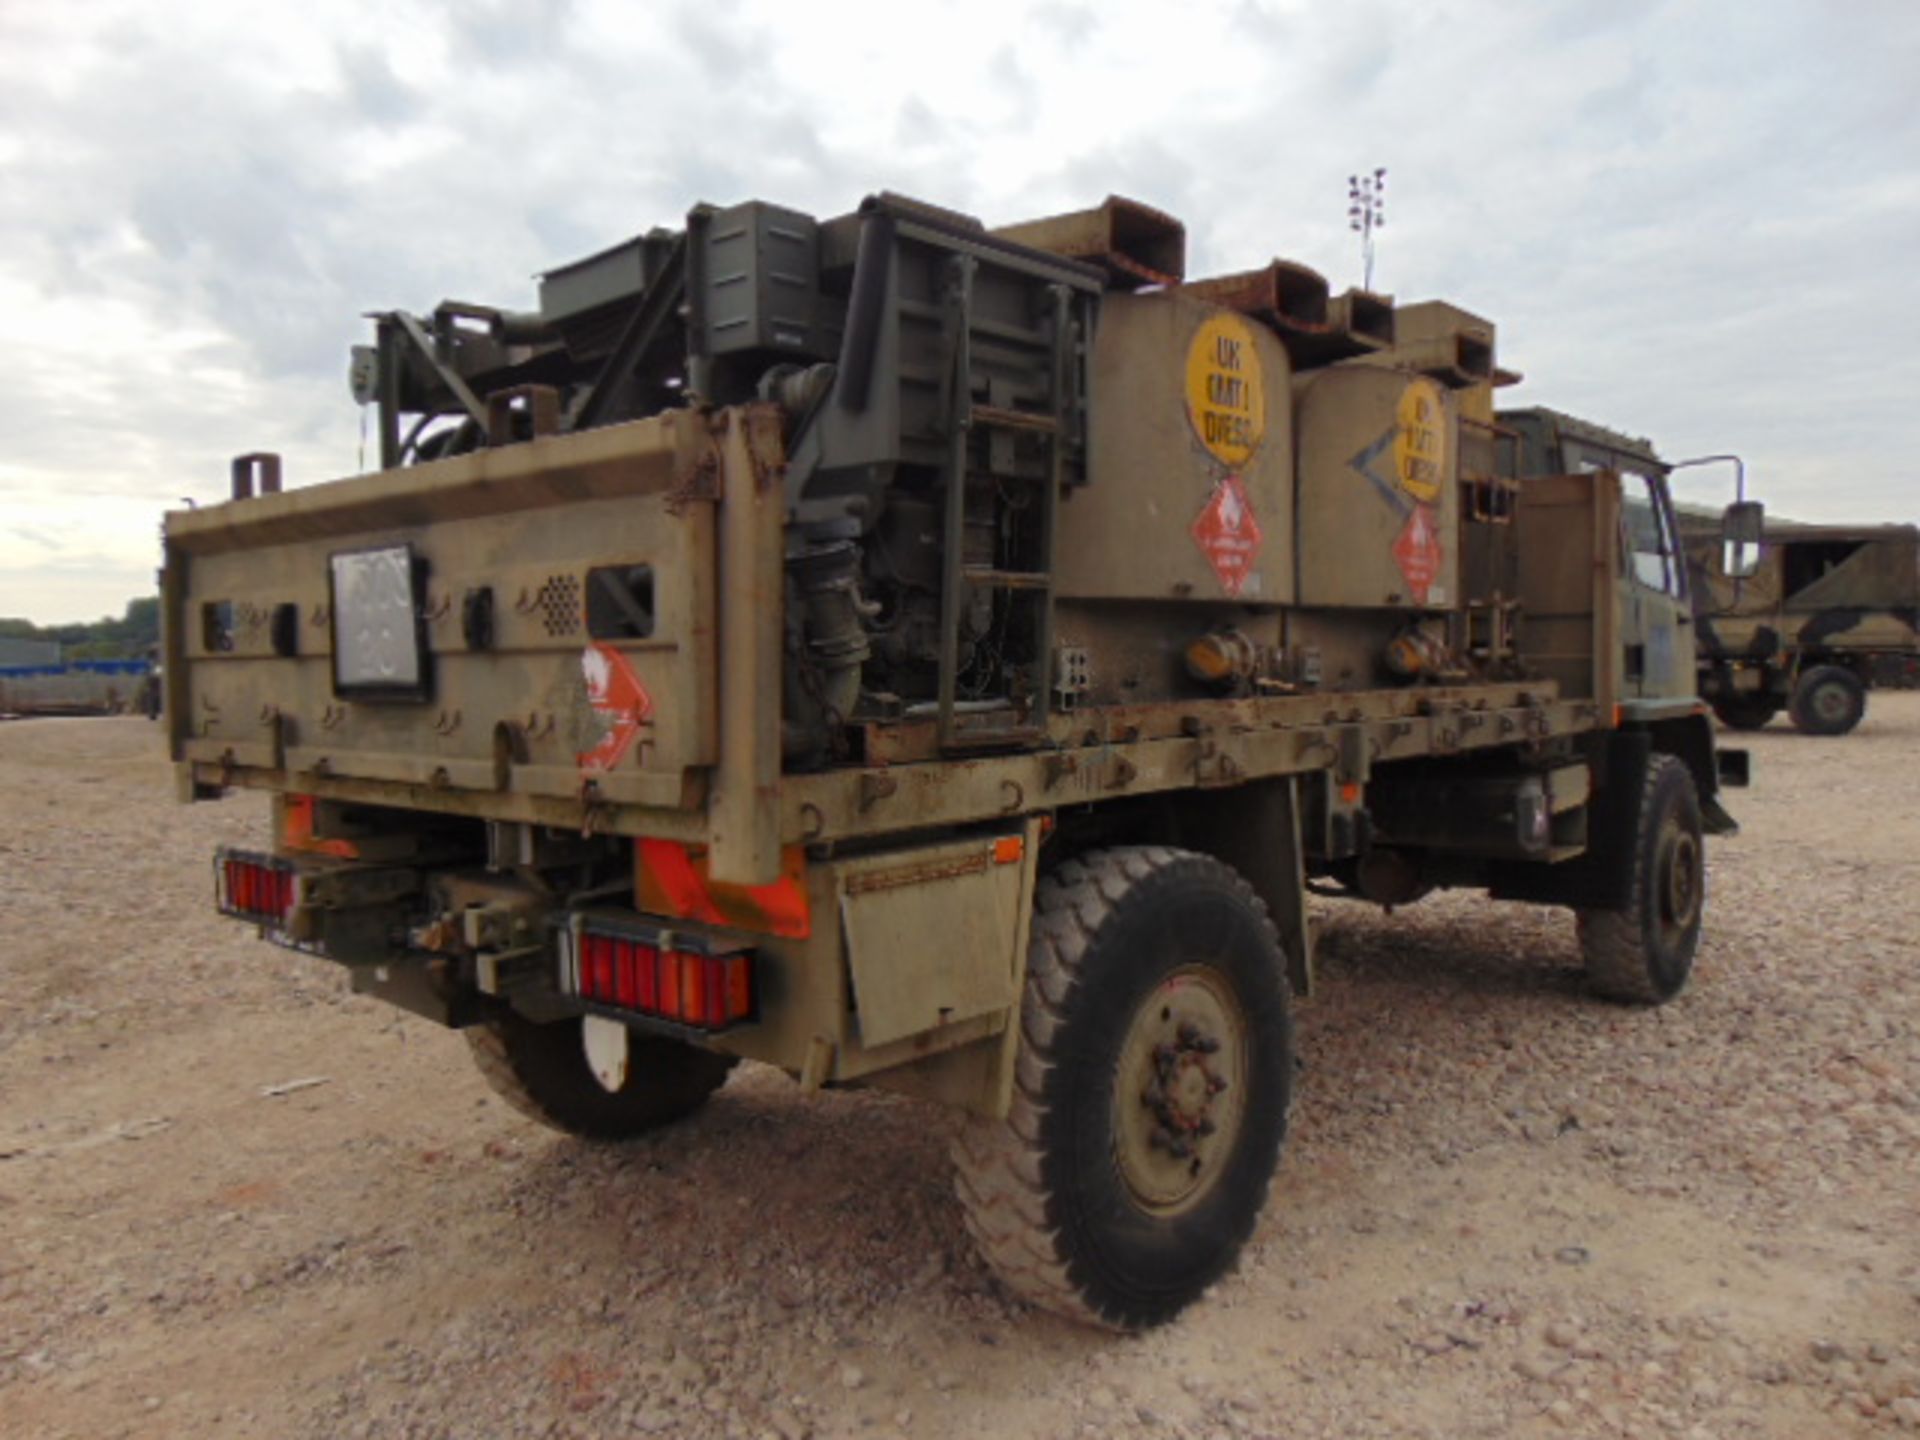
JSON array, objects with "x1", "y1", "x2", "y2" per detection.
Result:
[
  {"x1": 837, "y1": 211, "x2": 896, "y2": 414},
  {"x1": 1669, "y1": 453, "x2": 1747, "y2": 504},
  {"x1": 683, "y1": 205, "x2": 715, "y2": 404}
]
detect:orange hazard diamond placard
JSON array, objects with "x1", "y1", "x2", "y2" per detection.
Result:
[
  {"x1": 579, "y1": 642, "x2": 654, "y2": 772},
  {"x1": 1191, "y1": 474, "x2": 1263, "y2": 597},
  {"x1": 1392, "y1": 503, "x2": 1443, "y2": 604}
]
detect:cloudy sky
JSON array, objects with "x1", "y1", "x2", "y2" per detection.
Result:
[{"x1": 2, "y1": 0, "x2": 1916, "y2": 623}]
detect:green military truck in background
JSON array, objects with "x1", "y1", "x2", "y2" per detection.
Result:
[
  {"x1": 165, "y1": 192, "x2": 1748, "y2": 1329},
  {"x1": 1679, "y1": 514, "x2": 1920, "y2": 735}
]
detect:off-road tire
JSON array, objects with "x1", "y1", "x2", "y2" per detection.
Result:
[
  {"x1": 1788, "y1": 665, "x2": 1866, "y2": 736},
  {"x1": 1709, "y1": 692, "x2": 1779, "y2": 731},
  {"x1": 952, "y1": 846, "x2": 1294, "y2": 1330},
  {"x1": 1577, "y1": 755, "x2": 1704, "y2": 1005},
  {"x1": 466, "y1": 1012, "x2": 736, "y2": 1140}
]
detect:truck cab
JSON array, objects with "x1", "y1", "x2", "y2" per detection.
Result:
[{"x1": 1499, "y1": 407, "x2": 1698, "y2": 711}]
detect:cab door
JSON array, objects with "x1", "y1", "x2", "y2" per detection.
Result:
[{"x1": 1617, "y1": 470, "x2": 1695, "y2": 700}]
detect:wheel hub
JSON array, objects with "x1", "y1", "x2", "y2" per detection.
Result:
[
  {"x1": 1113, "y1": 969, "x2": 1248, "y2": 1215},
  {"x1": 1658, "y1": 823, "x2": 1703, "y2": 938}
]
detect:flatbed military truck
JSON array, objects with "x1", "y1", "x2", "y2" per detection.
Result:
[
  {"x1": 1680, "y1": 512, "x2": 1920, "y2": 735},
  {"x1": 166, "y1": 193, "x2": 1747, "y2": 1329}
]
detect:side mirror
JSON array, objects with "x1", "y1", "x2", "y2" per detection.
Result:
[
  {"x1": 1722, "y1": 499, "x2": 1764, "y2": 545},
  {"x1": 1721, "y1": 500, "x2": 1763, "y2": 579}
]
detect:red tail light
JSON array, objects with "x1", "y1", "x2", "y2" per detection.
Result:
[
  {"x1": 571, "y1": 923, "x2": 752, "y2": 1032},
  {"x1": 656, "y1": 947, "x2": 682, "y2": 1020},
  {"x1": 215, "y1": 849, "x2": 299, "y2": 926}
]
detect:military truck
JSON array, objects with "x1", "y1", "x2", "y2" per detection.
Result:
[
  {"x1": 165, "y1": 193, "x2": 1748, "y2": 1330},
  {"x1": 1679, "y1": 513, "x2": 1920, "y2": 735}
]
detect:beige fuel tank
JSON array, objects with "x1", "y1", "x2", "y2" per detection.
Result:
[
  {"x1": 1056, "y1": 289, "x2": 1295, "y2": 605},
  {"x1": 1294, "y1": 364, "x2": 1460, "y2": 610}
]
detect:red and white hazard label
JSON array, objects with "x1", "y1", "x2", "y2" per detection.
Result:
[
  {"x1": 1191, "y1": 474, "x2": 1264, "y2": 597},
  {"x1": 579, "y1": 643, "x2": 653, "y2": 772},
  {"x1": 1391, "y1": 503, "x2": 1444, "y2": 604}
]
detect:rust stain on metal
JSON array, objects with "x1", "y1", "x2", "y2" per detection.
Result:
[
  {"x1": 844, "y1": 851, "x2": 992, "y2": 896},
  {"x1": 1180, "y1": 261, "x2": 1332, "y2": 336},
  {"x1": 858, "y1": 771, "x2": 899, "y2": 812},
  {"x1": 667, "y1": 427, "x2": 722, "y2": 513},
  {"x1": 740, "y1": 403, "x2": 788, "y2": 495},
  {"x1": 990, "y1": 195, "x2": 1186, "y2": 290}
]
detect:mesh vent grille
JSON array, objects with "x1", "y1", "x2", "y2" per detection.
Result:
[{"x1": 536, "y1": 575, "x2": 581, "y2": 637}]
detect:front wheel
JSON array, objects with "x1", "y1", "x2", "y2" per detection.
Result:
[
  {"x1": 1789, "y1": 665, "x2": 1866, "y2": 736},
  {"x1": 1577, "y1": 755, "x2": 1704, "y2": 1004},
  {"x1": 466, "y1": 1012, "x2": 736, "y2": 1139},
  {"x1": 1710, "y1": 692, "x2": 1780, "y2": 731},
  {"x1": 953, "y1": 846, "x2": 1294, "y2": 1330}
]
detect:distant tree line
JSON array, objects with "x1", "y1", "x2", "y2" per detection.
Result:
[{"x1": 0, "y1": 596, "x2": 160, "y2": 660}]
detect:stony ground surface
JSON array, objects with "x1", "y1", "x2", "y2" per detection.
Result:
[{"x1": 1, "y1": 705, "x2": 1917, "y2": 1440}]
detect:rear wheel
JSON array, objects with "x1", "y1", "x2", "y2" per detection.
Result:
[
  {"x1": 1789, "y1": 665, "x2": 1866, "y2": 736},
  {"x1": 953, "y1": 846, "x2": 1293, "y2": 1330},
  {"x1": 466, "y1": 1012, "x2": 736, "y2": 1139},
  {"x1": 1709, "y1": 692, "x2": 1779, "y2": 731},
  {"x1": 1577, "y1": 755, "x2": 1704, "y2": 1004}
]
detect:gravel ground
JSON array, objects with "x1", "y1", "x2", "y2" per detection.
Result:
[{"x1": 1, "y1": 705, "x2": 1916, "y2": 1440}]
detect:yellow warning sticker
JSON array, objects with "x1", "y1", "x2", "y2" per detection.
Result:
[
  {"x1": 1186, "y1": 313, "x2": 1266, "y2": 468},
  {"x1": 1394, "y1": 378, "x2": 1447, "y2": 503}
]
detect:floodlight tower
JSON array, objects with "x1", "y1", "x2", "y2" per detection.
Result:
[{"x1": 1348, "y1": 167, "x2": 1386, "y2": 291}]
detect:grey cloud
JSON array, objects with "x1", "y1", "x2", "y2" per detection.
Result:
[
  {"x1": 986, "y1": 45, "x2": 1037, "y2": 130},
  {"x1": 1030, "y1": 2, "x2": 1097, "y2": 44},
  {"x1": 441, "y1": 0, "x2": 580, "y2": 68},
  {"x1": 894, "y1": 96, "x2": 941, "y2": 150},
  {"x1": 337, "y1": 43, "x2": 420, "y2": 127},
  {"x1": 670, "y1": 0, "x2": 759, "y2": 78},
  {"x1": 1537, "y1": 0, "x2": 1664, "y2": 43},
  {"x1": 10, "y1": 526, "x2": 66, "y2": 552}
]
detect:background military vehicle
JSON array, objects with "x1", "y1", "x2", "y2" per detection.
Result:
[
  {"x1": 1679, "y1": 513, "x2": 1920, "y2": 735},
  {"x1": 164, "y1": 193, "x2": 1746, "y2": 1329}
]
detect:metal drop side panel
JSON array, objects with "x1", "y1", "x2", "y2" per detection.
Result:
[
  {"x1": 165, "y1": 412, "x2": 731, "y2": 815},
  {"x1": 1513, "y1": 472, "x2": 1619, "y2": 713}
]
